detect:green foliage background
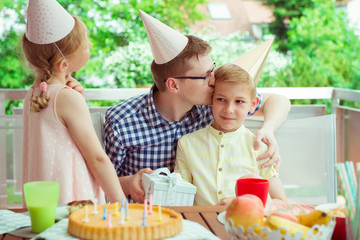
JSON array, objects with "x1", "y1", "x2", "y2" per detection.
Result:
[{"x1": 1, "y1": 0, "x2": 360, "y2": 112}]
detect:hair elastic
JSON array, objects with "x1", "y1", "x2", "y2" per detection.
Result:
[{"x1": 40, "y1": 81, "x2": 48, "y2": 92}]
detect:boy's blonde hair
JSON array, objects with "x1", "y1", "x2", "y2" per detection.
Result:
[
  {"x1": 214, "y1": 63, "x2": 256, "y2": 100},
  {"x1": 22, "y1": 16, "x2": 87, "y2": 112},
  {"x1": 151, "y1": 35, "x2": 212, "y2": 91}
]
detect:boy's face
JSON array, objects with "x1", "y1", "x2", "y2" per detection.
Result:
[
  {"x1": 211, "y1": 81, "x2": 257, "y2": 133},
  {"x1": 176, "y1": 54, "x2": 215, "y2": 106}
]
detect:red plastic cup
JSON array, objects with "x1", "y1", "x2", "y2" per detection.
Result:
[
  {"x1": 315, "y1": 203, "x2": 347, "y2": 239},
  {"x1": 236, "y1": 178, "x2": 269, "y2": 206},
  {"x1": 332, "y1": 216, "x2": 346, "y2": 240}
]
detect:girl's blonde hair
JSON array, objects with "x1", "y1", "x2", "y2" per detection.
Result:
[
  {"x1": 214, "y1": 63, "x2": 257, "y2": 100},
  {"x1": 22, "y1": 16, "x2": 87, "y2": 112}
]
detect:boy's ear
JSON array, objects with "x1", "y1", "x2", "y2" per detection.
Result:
[
  {"x1": 57, "y1": 59, "x2": 69, "y2": 72},
  {"x1": 249, "y1": 94, "x2": 260, "y2": 112},
  {"x1": 165, "y1": 77, "x2": 180, "y2": 93}
]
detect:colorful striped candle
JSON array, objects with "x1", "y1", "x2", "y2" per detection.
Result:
[
  {"x1": 113, "y1": 202, "x2": 119, "y2": 216},
  {"x1": 141, "y1": 210, "x2": 147, "y2": 226},
  {"x1": 149, "y1": 194, "x2": 153, "y2": 214},
  {"x1": 103, "y1": 206, "x2": 107, "y2": 220},
  {"x1": 92, "y1": 198, "x2": 98, "y2": 214},
  {"x1": 144, "y1": 198, "x2": 148, "y2": 218},
  {"x1": 120, "y1": 207, "x2": 125, "y2": 225},
  {"x1": 107, "y1": 214, "x2": 112, "y2": 227},
  {"x1": 82, "y1": 205, "x2": 89, "y2": 222},
  {"x1": 157, "y1": 200, "x2": 162, "y2": 222},
  {"x1": 125, "y1": 199, "x2": 129, "y2": 221}
]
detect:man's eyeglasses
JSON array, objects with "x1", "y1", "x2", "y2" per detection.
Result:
[{"x1": 163, "y1": 62, "x2": 216, "y2": 83}]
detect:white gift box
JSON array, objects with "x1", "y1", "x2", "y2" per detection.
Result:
[{"x1": 142, "y1": 168, "x2": 197, "y2": 206}]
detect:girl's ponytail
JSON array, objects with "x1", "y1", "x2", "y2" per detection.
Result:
[{"x1": 30, "y1": 69, "x2": 51, "y2": 112}]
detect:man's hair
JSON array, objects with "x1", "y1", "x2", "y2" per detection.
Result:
[
  {"x1": 151, "y1": 35, "x2": 212, "y2": 91},
  {"x1": 214, "y1": 64, "x2": 256, "y2": 100}
]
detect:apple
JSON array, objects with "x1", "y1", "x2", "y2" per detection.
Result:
[{"x1": 225, "y1": 194, "x2": 265, "y2": 230}]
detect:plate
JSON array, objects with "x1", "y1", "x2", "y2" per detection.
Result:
[
  {"x1": 7, "y1": 226, "x2": 37, "y2": 239},
  {"x1": 217, "y1": 211, "x2": 226, "y2": 224},
  {"x1": 55, "y1": 205, "x2": 69, "y2": 220},
  {"x1": 315, "y1": 203, "x2": 344, "y2": 211}
]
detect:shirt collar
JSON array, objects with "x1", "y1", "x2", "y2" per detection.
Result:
[
  {"x1": 144, "y1": 84, "x2": 168, "y2": 127},
  {"x1": 208, "y1": 121, "x2": 245, "y2": 138}
]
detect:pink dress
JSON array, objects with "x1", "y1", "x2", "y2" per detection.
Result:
[{"x1": 22, "y1": 84, "x2": 105, "y2": 204}]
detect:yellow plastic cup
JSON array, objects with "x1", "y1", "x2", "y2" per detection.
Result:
[{"x1": 23, "y1": 181, "x2": 60, "y2": 233}]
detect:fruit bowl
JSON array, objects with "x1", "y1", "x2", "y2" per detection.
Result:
[
  {"x1": 225, "y1": 218, "x2": 336, "y2": 240},
  {"x1": 225, "y1": 201, "x2": 336, "y2": 240}
]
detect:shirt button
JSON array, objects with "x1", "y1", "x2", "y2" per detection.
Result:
[
  {"x1": 218, "y1": 191, "x2": 222, "y2": 195},
  {"x1": 219, "y1": 132, "x2": 222, "y2": 135},
  {"x1": 220, "y1": 144, "x2": 224, "y2": 148},
  {"x1": 218, "y1": 168, "x2": 222, "y2": 171}
]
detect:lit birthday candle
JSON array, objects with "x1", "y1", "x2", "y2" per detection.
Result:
[
  {"x1": 92, "y1": 198, "x2": 98, "y2": 214},
  {"x1": 82, "y1": 205, "x2": 89, "y2": 222},
  {"x1": 121, "y1": 198, "x2": 124, "y2": 209},
  {"x1": 103, "y1": 206, "x2": 107, "y2": 220},
  {"x1": 113, "y1": 202, "x2": 119, "y2": 216},
  {"x1": 157, "y1": 200, "x2": 162, "y2": 222},
  {"x1": 149, "y1": 194, "x2": 153, "y2": 214},
  {"x1": 144, "y1": 198, "x2": 148, "y2": 218},
  {"x1": 141, "y1": 210, "x2": 147, "y2": 226},
  {"x1": 107, "y1": 214, "x2": 112, "y2": 227},
  {"x1": 125, "y1": 199, "x2": 129, "y2": 221}
]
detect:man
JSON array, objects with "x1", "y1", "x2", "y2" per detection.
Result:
[{"x1": 104, "y1": 10, "x2": 291, "y2": 203}]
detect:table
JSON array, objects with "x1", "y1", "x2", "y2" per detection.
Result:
[
  {"x1": 169, "y1": 205, "x2": 228, "y2": 240},
  {"x1": 2, "y1": 205, "x2": 228, "y2": 240}
]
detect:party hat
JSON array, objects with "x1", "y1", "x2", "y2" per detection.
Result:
[
  {"x1": 233, "y1": 38, "x2": 274, "y2": 85},
  {"x1": 26, "y1": 0, "x2": 75, "y2": 44},
  {"x1": 139, "y1": 9, "x2": 188, "y2": 64}
]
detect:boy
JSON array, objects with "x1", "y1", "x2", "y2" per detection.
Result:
[
  {"x1": 175, "y1": 64, "x2": 287, "y2": 206},
  {"x1": 104, "y1": 10, "x2": 290, "y2": 203}
]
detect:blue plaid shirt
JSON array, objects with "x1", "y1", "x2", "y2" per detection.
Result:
[{"x1": 104, "y1": 85, "x2": 262, "y2": 177}]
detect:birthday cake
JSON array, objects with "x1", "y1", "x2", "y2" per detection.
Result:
[{"x1": 68, "y1": 202, "x2": 183, "y2": 240}]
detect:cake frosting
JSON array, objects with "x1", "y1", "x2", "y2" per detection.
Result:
[{"x1": 68, "y1": 202, "x2": 183, "y2": 240}]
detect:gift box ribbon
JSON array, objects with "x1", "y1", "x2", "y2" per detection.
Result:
[{"x1": 151, "y1": 168, "x2": 183, "y2": 206}]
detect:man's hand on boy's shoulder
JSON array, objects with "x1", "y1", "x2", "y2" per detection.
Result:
[
  {"x1": 66, "y1": 74, "x2": 84, "y2": 96},
  {"x1": 254, "y1": 129, "x2": 280, "y2": 171},
  {"x1": 128, "y1": 168, "x2": 154, "y2": 203}
]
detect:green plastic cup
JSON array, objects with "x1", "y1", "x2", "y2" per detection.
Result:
[{"x1": 23, "y1": 181, "x2": 60, "y2": 233}]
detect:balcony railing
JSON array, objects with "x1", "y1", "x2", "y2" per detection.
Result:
[{"x1": 1, "y1": 87, "x2": 359, "y2": 208}]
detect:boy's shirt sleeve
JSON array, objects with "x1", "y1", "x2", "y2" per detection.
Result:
[
  {"x1": 256, "y1": 141, "x2": 279, "y2": 179},
  {"x1": 174, "y1": 138, "x2": 193, "y2": 184},
  {"x1": 248, "y1": 92, "x2": 262, "y2": 116}
]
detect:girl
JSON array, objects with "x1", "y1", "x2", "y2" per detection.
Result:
[{"x1": 22, "y1": 0, "x2": 125, "y2": 204}]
